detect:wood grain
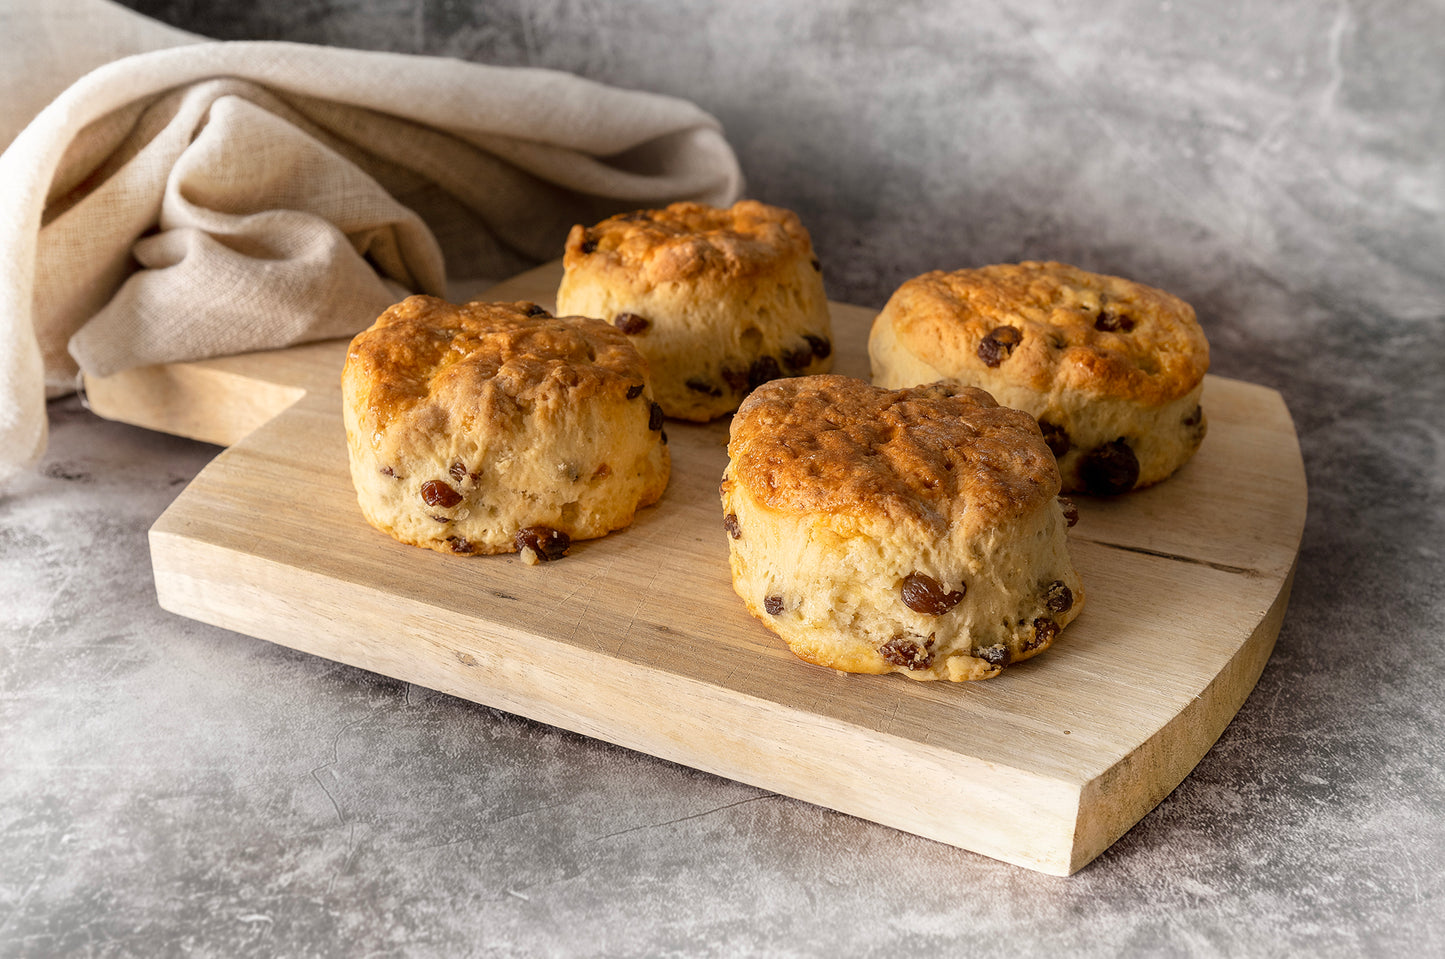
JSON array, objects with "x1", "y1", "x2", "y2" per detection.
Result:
[{"x1": 84, "y1": 261, "x2": 1307, "y2": 875}]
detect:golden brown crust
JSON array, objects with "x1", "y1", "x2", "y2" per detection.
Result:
[
  {"x1": 729, "y1": 375, "x2": 1060, "y2": 535},
  {"x1": 561, "y1": 200, "x2": 816, "y2": 287},
  {"x1": 342, "y1": 296, "x2": 669, "y2": 558},
  {"x1": 883, "y1": 261, "x2": 1209, "y2": 405},
  {"x1": 347, "y1": 297, "x2": 649, "y2": 433},
  {"x1": 557, "y1": 200, "x2": 832, "y2": 422}
]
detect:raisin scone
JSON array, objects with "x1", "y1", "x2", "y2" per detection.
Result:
[
  {"x1": 342, "y1": 297, "x2": 670, "y2": 561},
  {"x1": 555, "y1": 199, "x2": 833, "y2": 422},
  {"x1": 721, "y1": 375, "x2": 1083, "y2": 682},
  {"x1": 868, "y1": 261, "x2": 1209, "y2": 495}
]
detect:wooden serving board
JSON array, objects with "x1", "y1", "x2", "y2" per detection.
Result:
[{"x1": 84, "y1": 262, "x2": 1306, "y2": 876}]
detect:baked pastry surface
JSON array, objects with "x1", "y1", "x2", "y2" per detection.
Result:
[
  {"x1": 869, "y1": 261, "x2": 1209, "y2": 494},
  {"x1": 721, "y1": 375, "x2": 1084, "y2": 681},
  {"x1": 556, "y1": 200, "x2": 833, "y2": 421},
  {"x1": 342, "y1": 296, "x2": 670, "y2": 559}
]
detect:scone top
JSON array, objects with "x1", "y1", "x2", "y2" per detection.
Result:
[
  {"x1": 346, "y1": 297, "x2": 652, "y2": 433},
  {"x1": 562, "y1": 200, "x2": 818, "y2": 286},
  {"x1": 885, "y1": 261, "x2": 1209, "y2": 405},
  {"x1": 729, "y1": 375, "x2": 1061, "y2": 538}
]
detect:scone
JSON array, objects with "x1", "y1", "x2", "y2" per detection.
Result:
[
  {"x1": 869, "y1": 261, "x2": 1209, "y2": 494},
  {"x1": 342, "y1": 297, "x2": 670, "y2": 560},
  {"x1": 555, "y1": 200, "x2": 833, "y2": 421},
  {"x1": 721, "y1": 375, "x2": 1084, "y2": 682}
]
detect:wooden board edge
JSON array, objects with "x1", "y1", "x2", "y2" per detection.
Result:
[
  {"x1": 149, "y1": 525, "x2": 1089, "y2": 876},
  {"x1": 83, "y1": 359, "x2": 308, "y2": 447},
  {"x1": 108, "y1": 258, "x2": 1309, "y2": 876},
  {"x1": 1066, "y1": 558, "x2": 1299, "y2": 874}
]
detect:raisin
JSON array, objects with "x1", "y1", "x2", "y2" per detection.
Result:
[
  {"x1": 1045, "y1": 581, "x2": 1074, "y2": 614},
  {"x1": 626, "y1": 383, "x2": 645, "y2": 400},
  {"x1": 579, "y1": 232, "x2": 597, "y2": 254},
  {"x1": 747, "y1": 355, "x2": 782, "y2": 391},
  {"x1": 1038, "y1": 419, "x2": 1071, "y2": 458},
  {"x1": 592, "y1": 463, "x2": 611, "y2": 479},
  {"x1": 782, "y1": 345, "x2": 813, "y2": 371},
  {"x1": 1183, "y1": 405, "x2": 1203, "y2": 427},
  {"x1": 900, "y1": 572, "x2": 965, "y2": 615},
  {"x1": 763, "y1": 595, "x2": 785, "y2": 615},
  {"x1": 810, "y1": 257, "x2": 822, "y2": 272},
  {"x1": 449, "y1": 461, "x2": 467, "y2": 484},
  {"x1": 420, "y1": 480, "x2": 463, "y2": 508},
  {"x1": 379, "y1": 466, "x2": 395, "y2": 477},
  {"x1": 1059, "y1": 497, "x2": 1079, "y2": 527},
  {"x1": 723, "y1": 513, "x2": 742, "y2": 539},
  {"x1": 523, "y1": 303, "x2": 550, "y2": 317},
  {"x1": 976, "y1": 645, "x2": 1010, "y2": 667},
  {"x1": 879, "y1": 634, "x2": 936, "y2": 670},
  {"x1": 1095, "y1": 311, "x2": 1135, "y2": 332},
  {"x1": 977, "y1": 326, "x2": 1023, "y2": 367},
  {"x1": 514, "y1": 526, "x2": 570, "y2": 562},
  {"x1": 648, "y1": 402, "x2": 664, "y2": 431},
  {"x1": 614, "y1": 312, "x2": 650, "y2": 334},
  {"x1": 685, "y1": 378, "x2": 723, "y2": 397},
  {"x1": 1031, "y1": 617, "x2": 1060, "y2": 649},
  {"x1": 447, "y1": 536, "x2": 475, "y2": 555},
  {"x1": 1079, "y1": 440, "x2": 1139, "y2": 495},
  {"x1": 804, "y1": 334, "x2": 832, "y2": 360},
  {"x1": 721, "y1": 366, "x2": 750, "y2": 392}
]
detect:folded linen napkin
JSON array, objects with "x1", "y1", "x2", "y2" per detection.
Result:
[{"x1": 0, "y1": 1, "x2": 742, "y2": 485}]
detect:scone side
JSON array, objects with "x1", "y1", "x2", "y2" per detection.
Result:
[
  {"x1": 558, "y1": 254, "x2": 832, "y2": 421},
  {"x1": 344, "y1": 370, "x2": 670, "y2": 556},
  {"x1": 341, "y1": 301, "x2": 672, "y2": 557},
  {"x1": 721, "y1": 470, "x2": 1085, "y2": 682},
  {"x1": 557, "y1": 200, "x2": 834, "y2": 422}
]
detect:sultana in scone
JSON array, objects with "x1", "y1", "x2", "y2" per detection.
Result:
[
  {"x1": 556, "y1": 200, "x2": 833, "y2": 422},
  {"x1": 869, "y1": 261, "x2": 1209, "y2": 494},
  {"x1": 721, "y1": 375, "x2": 1084, "y2": 682},
  {"x1": 342, "y1": 297, "x2": 670, "y2": 561}
]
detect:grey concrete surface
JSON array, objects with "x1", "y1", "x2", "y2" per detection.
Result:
[{"x1": 4, "y1": 0, "x2": 1443, "y2": 955}]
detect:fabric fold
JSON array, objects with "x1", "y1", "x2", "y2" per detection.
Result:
[{"x1": 0, "y1": 4, "x2": 743, "y2": 485}]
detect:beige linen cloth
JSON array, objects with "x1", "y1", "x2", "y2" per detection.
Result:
[{"x1": 0, "y1": 0, "x2": 742, "y2": 485}]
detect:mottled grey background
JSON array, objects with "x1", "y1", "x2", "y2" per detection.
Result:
[{"x1": 4, "y1": 0, "x2": 1443, "y2": 956}]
